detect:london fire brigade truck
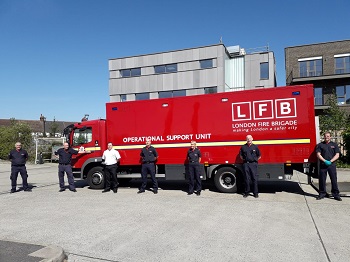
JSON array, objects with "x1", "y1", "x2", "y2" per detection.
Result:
[{"x1": 63, "y1": 84, "x2": 318, "y2": 193}]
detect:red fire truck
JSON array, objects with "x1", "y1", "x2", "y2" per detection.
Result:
[{"x1": 63, "y1": 84, "x2": 318, "y2": 193}]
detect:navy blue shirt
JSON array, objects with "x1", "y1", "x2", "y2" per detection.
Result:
[
  {"x1": 240, "y1": 143, "x2": 261, "y2": 162},
  {"x1": 187, "y1": 148, "x2": 201, "y2": 163},
  {"x1": 316, "y1": 141, "x2": 340, "y2": 166},
  {"x1": 9, "y1": 149, "x2": 28, "y2": 166},
  {"x1": 55, "y1": 148, "x2": 78, "y2": 164},
  {"x1": 140, "y1": 146, "x2": 158, "y2": 163}
]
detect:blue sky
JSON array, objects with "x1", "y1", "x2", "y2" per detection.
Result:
[{"x1": 1, "y1": 0, "x2": 349, "y2": 122}]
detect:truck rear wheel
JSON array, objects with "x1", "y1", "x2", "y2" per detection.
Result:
[
  {"x1": 214, "y1": 167, "x2": 238, "y2": 193},
  {"x1": 87, "y1": 166, "x2": 105, "y2": 189}
]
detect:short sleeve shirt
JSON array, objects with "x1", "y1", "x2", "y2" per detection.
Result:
[
  {"x1": 316, "y1": 141, "x2": 340, "y2": 160},
  {"x1": 55, "y1": 148, "x2": 78, "y2": 164},
  {"x1": 240, "y1": 143, "x2": 261, "y2": 162},
  {"x1": 102, "y1": 149, "x2": 121, "y2": 165},
  {"x1": 140, "y1": 146, "x2": 158, "y2": 162},
  {"x1": 187, "y1": 148, "x2": 201, "y2": 163}
]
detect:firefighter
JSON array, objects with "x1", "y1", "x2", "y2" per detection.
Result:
[
  {"x1": 102, "y1": 142, "x2": 121, "y2": 193},
  {"x1": 315, "y1": 132, "x2": 342, "y2": 201},
  {"x1": 8, "y1": 142, "x2": 31, "y2": 193},
  {"x1": 138, "y1": 139, "x2": 159, "y2": 194},
  {"x1": 240, "y1": 134, "x2": 261, "y2": 198},
  {"x1": 54, "y1": 142, "x2": 81, "y2": 192},
  {"x1": 187, "y1": 140, "x2": 202, "y2": 196}
]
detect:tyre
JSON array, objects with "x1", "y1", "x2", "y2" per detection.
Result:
[
  {"x1": 214, "y1": 167, "x2": 239, "y2": 193},
  {"x1": 87, "y1": 166, "x2": 105, "y2": 189}
]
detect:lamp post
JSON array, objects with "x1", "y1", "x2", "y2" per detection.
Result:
[{"x1": 40, "y1": 114, "x2": 46, "y2": 137}]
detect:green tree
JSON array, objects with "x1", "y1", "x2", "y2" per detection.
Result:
[
  {"x1": 0, "y1": 121, "x2": 34, "y2": 161},
  {"x1": 319, "y1": 93, "x2": 347, "y2": 139},
  {"x1": 50, "y1": 117, "x2": 59, "y2": 137}
]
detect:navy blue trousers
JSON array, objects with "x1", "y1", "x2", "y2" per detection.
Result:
[
  {"x1": 243, "y1": 162, "x2": 258, "y2": 195},
  {"x1": 140, "y1": 163, "x2": 158, "y2": 191},
  {"x1": 319, "y1": 164, "x2": 340, "y2": 198},
  {"x1": 11, "y1": 166, "x2": 29, "y2": 190},
  {"x1": 188, "y1": 163, "x2": 202, "y2": 193},
  {"x1": 58, "y1": 164, "x2": 75, "y2": 190}
]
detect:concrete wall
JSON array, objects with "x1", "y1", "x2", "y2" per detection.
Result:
[
  {"x1": 109, "y1": 44, "x2": 226, "y2": 102},
  {"x1": 245, "y1": 52, "x2": 276, "y2": 89}
]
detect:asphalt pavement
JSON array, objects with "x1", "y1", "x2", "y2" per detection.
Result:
[{"x1": 0, "y1": 161, "x2": 349, "y2": 262}]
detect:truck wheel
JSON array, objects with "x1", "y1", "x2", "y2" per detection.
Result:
[
  {"x1": 87, "y1": 166, "x2": 105, "y2": 189},
  {"x1": 214, "y1": 167, "x2": 238, "y2": 193}
]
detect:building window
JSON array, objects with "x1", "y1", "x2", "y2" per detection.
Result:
[
  {"x1": 154, "y1": 64, "x2": 177, "y2": 74},
  {"x1": 298, "y1": 57, "x2": 322, "y2": 77},
  {"x1": 173, "y1": 90, "x2": 186, "y2": 97},
  {"x1": 120, "y1": 94, "x2": 127, "y2": 102},
  {"x1": 159, "y1": 90, "x2": 186, "y2": 99},
  {"x1": 204, "y1": 87, "x2": 217, "y2": 94},
  {"x1": 336, "y1": 85, "x2": 350, "y2": 105},
  {"x1": 200, "y1": 59, "x2": 213, "y2": 69},
  {"x1": 260, "y1": 62, "x2": 269, "y2": 79},
  {"x1": 120, "y1": 68, "x2": 141, "y2": 77},
  {"x1": 135, "y1": 92, "x2": 150, "y2": 101},
  {"x1": 314, "y1": 87, "x2": 323, "y2": 105},
  {"x1": 335, "y1": 55, "x2": 350, "y2": 74}
]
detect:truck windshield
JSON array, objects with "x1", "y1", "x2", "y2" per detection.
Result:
[{"x1": 72, "y1": 127, "x2": 92, "y2": 146}]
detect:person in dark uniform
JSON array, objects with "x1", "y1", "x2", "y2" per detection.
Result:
[
  {"x1": 54, "y1": 142, "x2": 83, "y2": 192},
  {"x1": 138, "y1": 139, "x2": 159, "y2": 194},
  {"x1": 240, "y1": 134, "x2": 261, "y2": 198},
  {"x1": 8, "y1": 142, "x2": 31, "y2": 193},
  {"x1": 315, "y1": 132, "x2": 342, "y2": 201},
  {"x1": 187, "y1": 141, "x2": 202, "y2": 196}
]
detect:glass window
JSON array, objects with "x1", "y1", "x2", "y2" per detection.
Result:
[
  {"x1": 336, "y1": 85, "x2": 350, "y2": 105},
  {"x1": 155, "y1": 65, "x2": 165, "y2": 74},
  {"x1": 120, "y1": 94, "x2": 127, "y2": 102},
  {"x1": 73, "y1": 128, "x2": 92, "y2": 146},
  {"x1": 299, "y1": 59, "x2": 322, "y2": 77},
  {"x1": 131, "y1": 68, "x2": 141, "y2": 76},
  {"x1": 205, "y1": 87, "x2": 217, "y2": 94},
  {"x1": 200, "y1": 59, "x2": 213, "y2": 69},
  {"x1": 335, "y1": 56, "x2": 350, "y2": 74},
  {"x1": 166, "y1": 64, "x2": 177, "y2": 72},
  {"x1": 155, "y1": 64, "x2": 177, "y2": 74},
  {"x1": 314, "y1": 87, "x2": 323, "y2": 105},
  {"x1": 135, "y1": 92, "x2": 150, "y2": 101},
  {"x1": 120, "y1": 68, "x2": 141, "y2": 77},
  {"x1": 173, "y1": 90, "x2": 186, "y2": 97},
  {"x1": 159, "y1": 91, "x2": 173, "y2": 99},
  {"x1": 120, "y1": 69, "x2": 131, "y2": 77},
  {"x1": 260, "y1": 62, "x2": 269, "y2": 79}
]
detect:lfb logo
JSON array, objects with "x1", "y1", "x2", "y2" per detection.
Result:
[{"x1": 232, "y1": 98, "x2": 296, "y2": 121}]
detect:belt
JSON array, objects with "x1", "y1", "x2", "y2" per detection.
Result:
[
  {"x1": 244, "y1": 161, "x2": 257, "y2": 163},
  {"x1": 59, "y1": 163, "x2": 70, "y2": 165},
  {"x1": 143, "y1": 161, "x2": 154, "y2": 164},
  {"x1": 189, "y1": 161, "x2": 198, "y2": 163},
  {"x1": 12, "y1": 164, "x2": 25, "y2": 167}
]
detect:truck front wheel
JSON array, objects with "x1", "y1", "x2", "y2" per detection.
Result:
[
  {"x1": 87, "y1": 166, "x2": 105, "y2": 189},
  {"x1": 214, "y1": 167, "x2": 239, "y2": 193}
]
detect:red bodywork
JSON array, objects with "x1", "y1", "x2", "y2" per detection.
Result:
[{"x1": 71, "y1": 84, "x2": 317, "y2": 173}]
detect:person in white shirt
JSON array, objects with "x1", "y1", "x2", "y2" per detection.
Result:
[{"x1": 102, "y1": 142, "x2": 121, "y2": 193}]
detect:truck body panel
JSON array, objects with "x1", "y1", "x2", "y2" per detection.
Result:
[{"x1": 67, "y1": 84, "x2": 318, "y2": 192}]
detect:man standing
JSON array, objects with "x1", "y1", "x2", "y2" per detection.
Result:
[
  {"x1": 240, "y1": 135, "x2": 261, "y2": 198},
  {"x1": 187, "y1": 141, "x2": 202, "y2": 196},
  {"x1": 8, "y1": 142, "x2": 31, "y2": 193},
  {"x1": 102, "y1": 142, "x2": 121, "y2": 193},
  {"x1": 54, "y1": 142, "x2": 81, "y2": 192},
  {"x1": 138, "y1": 139, "x2": 159, "y2": 194},
  {"x1": 315, "y1": 132, "x2": 342, "y2": 201}
]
